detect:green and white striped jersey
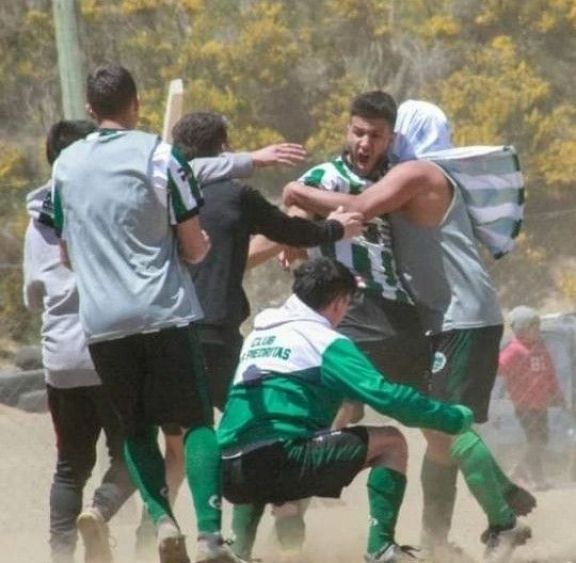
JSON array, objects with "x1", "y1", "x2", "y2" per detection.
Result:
[
  {"x1": 299, "y1": 156, "x2": 412, "y2": 303},
  {"x1": 217, "y1": 295, "x2": 471, "y2": 451}
]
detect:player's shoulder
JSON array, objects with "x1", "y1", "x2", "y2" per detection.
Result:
[{"x1": 299, "y1": 156, "x2": 361, "y2": 192}]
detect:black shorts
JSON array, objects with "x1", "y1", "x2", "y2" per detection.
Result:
[
  {"x1": 198, "y1": 324, "x2": 243, "y2": 412},
  {"x1": 428, "y1": 325, "x2": 503, "y2": 423},
  {"x1": 222, "y1": 427, "x2": 368, "y2": 505},
  {"x1": 89, "y1": 324, "x2": 213, "y2": 437},
  {"x1": 338, "y1": 291, "x2": 430, "y2": 390}
]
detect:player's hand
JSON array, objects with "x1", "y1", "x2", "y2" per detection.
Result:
[
  {"x1": 251, "y1": 143, "x2": 307, "y2": 168},
  {"x1": 327, "y1": 206, "x2": 364, "y2": 239}
]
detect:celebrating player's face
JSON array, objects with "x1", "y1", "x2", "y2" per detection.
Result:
[{"x1": 346, "y1": 116, "x2": 394, "y2": 177}]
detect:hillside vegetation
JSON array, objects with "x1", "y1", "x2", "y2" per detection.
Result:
[{"x1": 1, "y1": 0, "x2": 576, "y2": 346}]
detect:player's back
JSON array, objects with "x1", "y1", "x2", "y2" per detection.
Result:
[{"x1": 53, "y1": 130, "x2": 201, "y2": 343}]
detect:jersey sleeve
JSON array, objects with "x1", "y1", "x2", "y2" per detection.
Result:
[
  {"x1": 22, "y1": 222, "x2": 45, "y2": 313},
  {"x1": 191, "y1": 152, "x2": 253, "y2": 183},
  {"x1": 241, "y1": 186, "x2": 343, "y2": 244},
  {"x1": 320, "y1": 337, "x2": 467, "y2": 434},
  {"x1": 299, "y1": 165, "x2": 328, "y2": 187},
  {"x1": 153, "y1": 142, "x2": 204, "y2": 224},
  {"x1": 51, "y1": 172, "x2": 65, "y2": 238}
]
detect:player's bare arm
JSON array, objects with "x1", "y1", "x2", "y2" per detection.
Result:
[
  {"x1": 59, "y1": 240, "x2": 71, "y2": 269},
  {"x1": 284, "y1": 160, "x2": 449, "y2": 224},
  {"x1": 176, "y1": 216, "x2": 211, "y2": 264}
]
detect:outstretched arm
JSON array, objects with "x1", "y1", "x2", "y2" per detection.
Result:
[
  {"x1": 322, "y1": 338, "x2": 473, "y2": 435},
  {"x1": 284, "y1": 160, "x2": 439, "y2": 220},
  {"x1": 191, "y1": 143, "x2": 307, "y2": 184},
  {"x1": 244, "y1": 189, "x2": 362, "y2": 266}
]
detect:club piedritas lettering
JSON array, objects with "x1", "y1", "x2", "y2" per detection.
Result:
[
  {"x1": 251, "y1": 336, "x2": 276, "y2": 347},
  {"x1": 240, "y1": 336, "x2": 291, "y2": 362}
]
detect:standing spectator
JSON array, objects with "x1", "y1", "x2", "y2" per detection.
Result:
[
  {"x1": 499, "y1": 306, "x2": 565, "y2": 489},
  {"x1": 23, "y1": 120, "x2": 135, "y2": 563},
  {"x1": 51, "y1": 64, "x2": 244, "y2": 563}
]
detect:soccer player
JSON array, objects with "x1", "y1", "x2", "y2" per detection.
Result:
[
  {"x1": 283, "y1": 91, "x2": 534, "y2": 563},
  {"x1": 51, "y1": 64, "x2": 243, "y2": 563},
  {"x1": 173, "y1": 110, "x2": 362, "y2": 410},
  {"x1": 218, "y1": 257, "x2": 474, "y2": 563},
  {"x1": 134, "y1": 111, "x2": 362, "y2": 559},
  {"x1": 24, "y1": 120, "x2": 135, "y2": 563}
]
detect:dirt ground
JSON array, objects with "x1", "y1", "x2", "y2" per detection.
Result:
[{"x1": 1, "y1": 404, "x2": 575, "y2": 563}]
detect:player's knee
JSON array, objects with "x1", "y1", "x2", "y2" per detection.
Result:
[
  {"x1": 367, "y1": 426, "x2": 408, "y2": 470},
  {"x1": 272, "y1": 501, "x2": 301, "y2": 518},
  {"x1": 424, "y1": 429, "x2": 453, "y2": 461}
]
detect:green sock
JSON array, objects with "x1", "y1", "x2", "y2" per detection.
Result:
[
  {"x1": 124, "y1": 427, "x2": 173, "y2": 525},
  {"x1": 367, "y1": 467, "x2": 407, "y2": 555},
  {"x1": 183, "y1": 425, "x2": 222, "y2": 535},
  {"x1": 420, "y1": 456, "x2": 458, "y2": 546},
  {"x1": 232, "y1": 503, "x2": 266, "y2": 559},
  {"x1": 489, "y1": 452, "x2": 515, "y2": 493},
  {"x1": 450, "y1": 430, "x2": 515, "y2": 528}
]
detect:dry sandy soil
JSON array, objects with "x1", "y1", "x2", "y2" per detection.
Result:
[{"x1": 1, "y1": 404, "x2": 575, "y2": 563}]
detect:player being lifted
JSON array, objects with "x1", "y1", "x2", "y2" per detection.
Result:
[{"x1": 281, "y1": 91, "x2": 534, "y2": 563}]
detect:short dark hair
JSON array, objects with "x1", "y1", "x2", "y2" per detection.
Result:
[
  {"x1": 172, "y1": 112, "x2": 228, "y2": 160},
  {"x1": 292, "y1": 258, "x2": 357, "y2": 312},
  {"x1": 86, "y1": 64, "x2": 137, "y2": 119},
  {"x1": 350, "y1": 90, "x2": 397, "y2": 128},
  {"x1": 45, "y1": 120, "x2": 97, "y2": 165}
]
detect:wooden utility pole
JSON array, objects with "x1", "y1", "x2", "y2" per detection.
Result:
[{"x1": 52, "y1": 0, "x2": 85, "y2": 119}]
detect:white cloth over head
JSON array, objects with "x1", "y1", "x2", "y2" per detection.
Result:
[{"x1": 390, "y1": 100, "x2": 524, "y2": 259}]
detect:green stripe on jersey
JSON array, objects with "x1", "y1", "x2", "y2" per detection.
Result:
[
  {"x1": 303, "y1": 167, "x2": 326, "y2": 187},
  {"x1": 332, "y1": 158, "x2": 364, "y2": 194},
  {"x1": 173, "y1": 145, "x2": 202, "y2": 202},
  {"x1": 351, "y1": 244, "x2": 382, "y2": 293},
  {"x1": 52, "y1": 188, "x2": 64, "y2": 234},
  {"x1": 168, "y1": 146, "x2": 202, "y2": 221},
  {"x1": 168, "y1": 173, "x2": 188, "y2": 220}
]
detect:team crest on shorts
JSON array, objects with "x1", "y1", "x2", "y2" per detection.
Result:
[
  {"x1": 432, "y1": 351, "x2": 447, "y2": 374},
  {"x1": 208, "y1": 495, "x2": 222, "y2": 510}
]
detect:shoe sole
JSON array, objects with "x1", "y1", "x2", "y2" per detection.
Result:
[{"x1": 76, "y1": 513, "x2": 113, "y2": 563}]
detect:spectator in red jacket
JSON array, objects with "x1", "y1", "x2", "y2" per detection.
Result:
[{"x1": 499, "y1": 306, "x2": 565, "y2": 489}]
